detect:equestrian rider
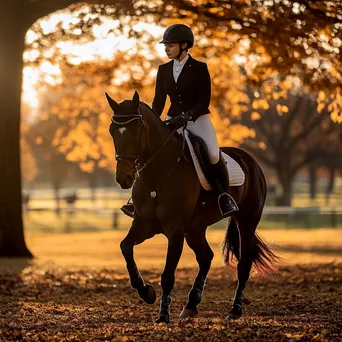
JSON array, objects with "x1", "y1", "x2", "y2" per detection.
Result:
[{"x1": 121, "y1": 24, "x2": 239, "y2": 218}]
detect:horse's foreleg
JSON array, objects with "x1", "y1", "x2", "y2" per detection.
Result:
[
  {"x1": 156, "y1": 230, "x2": 184, "y2": 324},
  {"x1": 120, "y1": 217, "x2": 156, "y2": 304},
  {"x1": 180, "y1": 229, "x2": 214, "y2": 318}
]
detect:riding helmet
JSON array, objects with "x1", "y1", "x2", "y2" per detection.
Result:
[{"x1": 159, "y1": 24, "x2": 194, "y2": 48}]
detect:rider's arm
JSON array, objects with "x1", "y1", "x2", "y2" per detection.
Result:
[
  {"x1": 189, "y1": 63, "x2": 211, "y2": 121},
  {"x1": 152, "y1": 65, "x2": 167, "y2": 117}
]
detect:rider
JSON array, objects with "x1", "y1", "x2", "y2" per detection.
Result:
[{"x1": 121, "y1": 23, "x2": 238, "y2": 218}]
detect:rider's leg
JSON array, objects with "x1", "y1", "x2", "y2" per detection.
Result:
[
  {"x1": 211, "y1": 152, "x2": 238, "y2": 217},
  {"x1": 186, "y1": 115, "x2": 238, "y2": 217}
]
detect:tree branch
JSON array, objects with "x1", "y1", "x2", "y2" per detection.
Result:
[
  {"x1": 25, "y1": 0, "x2": 133, "y2": 28},
  {"x1": 285, "y1": 111, "x2": 326, "y2": 153},
  {"x1": 241, "y1": 144, "x2": 275, "y2": 168}
]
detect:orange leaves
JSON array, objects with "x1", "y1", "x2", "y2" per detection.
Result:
[
  {"x1": 328, "y1": 87, "x2": 342, "y2": 123},
  {"x1": 276, "y1": 104, "x2": 289, "y2": 116},
  {"x1": 251, "y1": 111, "x2": 261, "y2": 120},
  {"x1": 35, "y1": 136, "x2": 43, "y2": 145},
  {"x1": 316, "y1": 87, "x2": 342, "y2": 123},
  {"x1": 252, "y1": 98, "x2": 269, "y2": 111},
  {"x1": 258, "y1": 141, "x2": 267, "y2": 150}
]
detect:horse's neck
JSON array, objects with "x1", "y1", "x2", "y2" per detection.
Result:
[{"x1": 140, "y1": 104, "x2": 180, "y2": 163}]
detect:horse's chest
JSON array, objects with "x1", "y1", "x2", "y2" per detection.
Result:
[{"x1": 132, "y1": 183, "x2": 159, "y2": 216}]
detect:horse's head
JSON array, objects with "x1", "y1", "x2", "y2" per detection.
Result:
[{"x1": 106, "y1": 91, "x2": 145, "y2": 189}]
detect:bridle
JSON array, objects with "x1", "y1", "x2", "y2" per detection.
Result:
[
  {"x1": 110, "y1": 106, "x2": 186, "y2": 195},
  {"x1": 111, "y1": 109, "x2": 145, "y2": 172}
]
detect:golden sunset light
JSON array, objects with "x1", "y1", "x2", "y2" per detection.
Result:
[{"x1": 23, "y1": 12, "x2": 165, "y2": 108}]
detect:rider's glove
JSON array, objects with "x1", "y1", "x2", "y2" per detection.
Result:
[{"x1": 168, "y1": 111, "x2": 193, "y2": 130}]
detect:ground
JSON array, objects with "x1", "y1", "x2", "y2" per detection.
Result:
[{"x1": 0, "y1": 229, "x2": 341, "y2": 341}]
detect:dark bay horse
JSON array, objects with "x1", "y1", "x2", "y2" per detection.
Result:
[{"x1": 106, "y1": 91, "x2": 278, "y2": 323}]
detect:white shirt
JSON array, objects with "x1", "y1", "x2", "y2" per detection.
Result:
[{"x1": 173, "y1": 54, "x2": 189, "y2": 83}]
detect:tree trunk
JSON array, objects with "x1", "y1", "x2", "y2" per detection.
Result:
[
  {"x1": 88, "y1": 166, "x2": 97, "y2": 202},
  {"x1": 0, "y1": 6, "x2": 32, "y2": 257},
  {"x1": 54, "y1": 188, "x2": 61, "y2": 217},
  {"x1": 309, "y1": 163, "x2": 317, "y2": 200},
  {"x1": 276, "y1": 173, "x2": 293, "y2": 206},
  {"x1": 325, "y1": 166, "x2": 335, "y2": 206}
]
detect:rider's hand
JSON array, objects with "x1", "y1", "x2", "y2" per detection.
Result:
[{"x1": 168, "y1": 111, "x2": 193, "y2": 130}]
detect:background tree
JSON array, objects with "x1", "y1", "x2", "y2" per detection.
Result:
[
  {"x1": 21, "y1": 120, "x2": 39, "y2": 188},
  {"x1": 235, "y1": 84, "x2": 341, "y2": 205},
  {"x1": 28, "y1": 110, "x2": 72, "y2": 214},
  {"x1": 307, "y1": 123, "x2": 342, "y2": 205}
]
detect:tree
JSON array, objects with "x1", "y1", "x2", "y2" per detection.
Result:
[
  {"x1": 235, "y1": 87, "x2": 341, "y2": 206},
  {"x1": 307, "y1": 123, "x2": 342, "y2": 204},
  {"x1": 2, "y1": 0, "x2": 342, "y2": 256},
  {"x1": 0, "y1": 1, "x2": 138, "y2": 257},
  {"x1": 21, "y1": 122, "x2": 39, "y2": 186},
  {"x1": 29, "y1": 113, "x2": 72, "y2": 215}
]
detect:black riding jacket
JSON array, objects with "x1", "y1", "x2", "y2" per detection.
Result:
[{"x1": 152, "y1": 55, "x2": 211, "y2": 121}]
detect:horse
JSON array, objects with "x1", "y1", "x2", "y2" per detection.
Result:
[{"x1": 106, "y1": 91, "x2": 278, "y2": 323}]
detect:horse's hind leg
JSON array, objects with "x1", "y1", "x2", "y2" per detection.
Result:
[
  {"x1": 226, "y1": 214, "x2": 258, "y2": 320},
  {"x1": 179, "y1": 227, "x2": 214, "y2": 318},
  {"x1": 120, "y1": 216, "x2": 156, "y2": 304}
]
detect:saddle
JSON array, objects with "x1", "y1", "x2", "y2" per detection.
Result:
[{"x1": 184, "y1": 131, "x2": 245, "y2": 191}]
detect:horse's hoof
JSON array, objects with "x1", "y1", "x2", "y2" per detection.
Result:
[
  {"x1": 226, "y1": 305, "x2": 242, "y2": 321},
  {"x1": 155, "y1": 314, "x2": 169, "y2": 324},
  {"x1": 139, "y1": 283, "x2": 156, "y2": 304},
  {"x1": 179, "y1": 307, "x2": 198, "y2": 318}
]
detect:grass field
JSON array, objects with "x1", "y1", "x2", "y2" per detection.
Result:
[{"x1": 1, "y1": 228, "x2": 340, "y2": 273}]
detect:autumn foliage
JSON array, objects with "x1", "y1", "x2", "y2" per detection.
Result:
[{"x1": 21, "y1": 1, "x2": 342, "y2": 198}]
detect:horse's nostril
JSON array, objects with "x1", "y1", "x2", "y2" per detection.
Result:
[{"x1": 116, "y1": 173, "x2": 134, "y2": 189}]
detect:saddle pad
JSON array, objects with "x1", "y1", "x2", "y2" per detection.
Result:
[{"x1": 184, "y1": 131, "x2": 245, "y2": 191}]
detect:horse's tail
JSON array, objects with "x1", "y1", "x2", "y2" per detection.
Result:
[
  {"x1": 222, "y1": 217, "x2": 240, "y2": 264},
  {"x1": 222, "y1": 218, "x2": 279, "y2": 274},
  {"x1": 221, "y1": 147, "x2": 280, "y2": 274}
]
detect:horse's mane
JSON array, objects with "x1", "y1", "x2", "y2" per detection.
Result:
[
  {"x1": 118, "y1": 99, "x2": 169, "y2": 137},
  {"x1": 140, "y1": 102, "x2": 161, "y2": 119},
  {"x1": 118, "y1": 100, "x2": 158, "y2": 118}
]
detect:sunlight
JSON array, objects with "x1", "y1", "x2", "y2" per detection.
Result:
[
  {"x1": 22, "y1": 67, "x2": 39, "y2": 108},
  {"x1": 23, "y1": 11, "x2": 165, "y2": 108}
]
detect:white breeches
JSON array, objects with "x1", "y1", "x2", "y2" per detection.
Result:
[{"x1": 166, "y1": 114, "x2": 220, "y2": 164}]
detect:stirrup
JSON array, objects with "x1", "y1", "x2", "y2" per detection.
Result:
[
  {"x1": 218, "y1": 193, "x2": 239, "y2": 218},
  {"x1": 121, "y1": 201, "x2": 135, "y2": 218}
]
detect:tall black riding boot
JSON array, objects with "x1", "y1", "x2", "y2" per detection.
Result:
[
  {"x1": 211, "y1": 153, "x2": 239, "y2": 218},
  {"x1": 121, "y1": 198, "x2": 135, "y2": 218}
]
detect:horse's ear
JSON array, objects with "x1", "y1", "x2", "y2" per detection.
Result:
[
  {"x1": 132, "y1": 91, "x2": 140, "y2": 111},
  {"x1": 105, "y1": 92, "x2": 119, "y2": 112}
]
